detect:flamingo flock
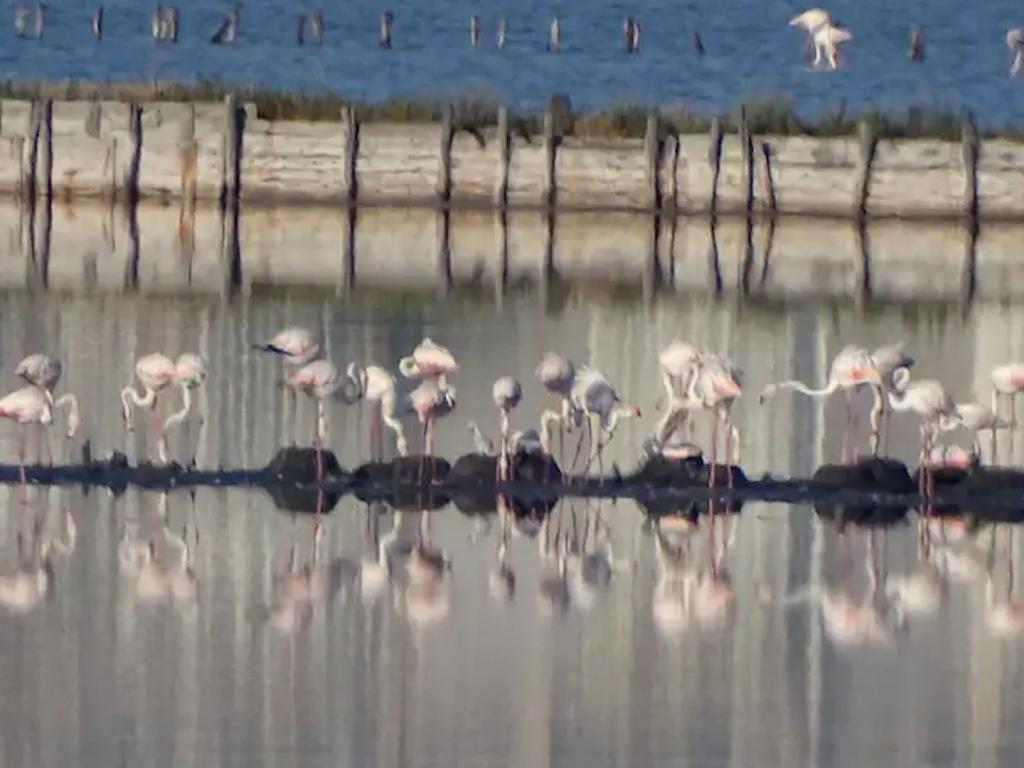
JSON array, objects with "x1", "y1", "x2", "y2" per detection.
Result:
[{"x1": 0, "y1": 332, "x2": 1023, "y2": 499}]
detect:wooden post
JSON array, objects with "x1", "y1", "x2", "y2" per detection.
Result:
[
  {"x1": 854, "y1": 119, "x2": 877, "y2": 219},
  {"x1": 222, "y1": 93, "x2": 241, "y2": 207},
  {"x1": 437, "y1": 103, "x2": 453, "y2": 204},
  {"x1": 739, "y1": 106, "x2": 753, "y2": 215},
  {"x1": 85, "y1": 100, "x2": 101, "y2": 138},
  {"x1": 644, "y1": 110, "x2": 660, "y2": 210},
  {"x1": 21, "y1": 100, "x2": 41, "y2": 201},
  {"x1": 342, "y1": 105, "x2": 359, "y2": 204},
  {"x1": 961, "y1": 115, "x2": 979, "y2": 219},
  {"x1": 37, "y1": 99, "x2": 52, "y2": 200},
  {"x1": 759, "y1": 140, "x2": 777, "y2": 213},
  {"x1": 124, "y1": 103, "x2": 142, "y2": 206},
  {"x1": 178, "y1": 102, "x2": 197, "y2": 216},
  {"x1": 494, "y1": 105, "x2": 510, "y2": 208},
  {"x1": 707, "y1": 117, "x2": 724, "y2": 217},
  {"x1": 661, "y1": 133, "x2": 679, "y2": 212},
  {"x1": 542, "y1": 109, "x2": 556, "y2": 209}
]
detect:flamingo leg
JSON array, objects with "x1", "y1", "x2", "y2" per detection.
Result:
[
  {"x1": 1013, "y1": 394, "x2": 1019, "y2": 461},
  {"x1": 991, "y1": 427, "x2": 997, "y2": 466},
  {"x1": 427, "y1": 416, "x2": 437, "y2": 484},
  {"x1": 869, "y1": 385, "x2": 882, "y2": 457},
  {"x1": 723, "y1": 410, "x2": 735, "y2": 490},
  {"x1": 708, "y1": 410, "x2": 719, "y2": 489},
  {"x1": 418, "y1": 418, "x2": 428, "y2": 483},
  {"x1": 370, "y1": 403, "x2": 383, "y2": 462},
  {"x1": 17, "y1": 424, "x2": 26, "y2": 489}
]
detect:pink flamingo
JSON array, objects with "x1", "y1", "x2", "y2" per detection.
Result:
[
  {"x1": 14, "y1": 352, "x2": 79, "y2": 462},
  {"x1": 492, "y1": 376, "x2": 522, "y2": 481},
  {"x1": 570, "y1": 367, "x2": 641, "y2": 480},
  {"x1": 122, "y1": 353, "x2": 203, "y2": 463},
  {"x1": 0, "y1": 386, "x2": 79, "y2": 483},
  {"x1": 287, "y1": 358, "x2": 365, "y2": 479},
  {"x1": 400, "y1": 338, "x2": 459, "y2": 386},
  {"x1": 991, "y1": 363, "x2": 1024, "y2": 457},
  {"x1": 253, "y1": 326, "x2": 321, "y2": 368},
  {"x1": 536, "y1": 351, "x2": 576, "y2": 467},
  {"x1": 157, "y1": 354, "x2": 208, "y2": 464},
  {"x1": 409, "y1": 378, "x2": 456, "y2": 480},
  {"x1": 689, "y1": 354, "x2": 742, "y2": 488},
  {"x1": 888, "y1": 368, "x2": 957, "y2": 498},
  {"x1": 760, "y1": 344, "x2": 883, "y2": 462},
  {"x1": 658, "y1": 340, "x2": 701, "y2": 403}
]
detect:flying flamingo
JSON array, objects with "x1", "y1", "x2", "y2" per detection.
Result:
[
  {"x1": 536, "y1": 351, "x2": 576, "y2": 467},
  {"x1": 492, "y1": 376, "x2": 522, "y2": 481},
  {"x1": 887, "y1": 368, "x2": 956, "y2": 497},
  {"x1": 689, "y1": 353, "x2": 742, "y2": 488},
  {"x1": 1008, "y1": 29, "x2": 1024, "y2": 76},
  {"x1": 760, "y1": 344, "x2": 883, "y2": 462},
  {"x1": 0, "y1": 386, "x2": 79, "y2": 483},
  {"x1": 286, "y1": 358, "x2": 365, "y2": 479},
  {"x1": 399, "y1": 338, "x2": 458, "y2": 386},
  {"x1": 570, "y1": 367, "x2": 641, "y2": 480}
]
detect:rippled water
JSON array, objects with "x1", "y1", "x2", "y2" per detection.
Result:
[
  {"x1": 2, "y1": 230, "x2": 1024, "y2": 765},
  {"x1": 4, "y1": 0, "x2": 1024, "y2": 122}
]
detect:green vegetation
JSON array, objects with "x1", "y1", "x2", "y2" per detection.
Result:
[{"x1": 0, "y1": 78, "x2": 1018, "y2": 141}]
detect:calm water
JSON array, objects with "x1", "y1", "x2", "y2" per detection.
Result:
[
  {"x1": 4, "y1": 0, "x2": 1024, "y2": 122},
  {"x1": 2, "y1": 236, "x2": 1024, "y2": 764}
]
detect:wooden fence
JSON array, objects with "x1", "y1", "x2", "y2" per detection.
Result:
[{"x1": 2, "y1": 96, "x2": 1024, "y2": 218}]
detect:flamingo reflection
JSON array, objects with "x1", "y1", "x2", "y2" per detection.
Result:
[
  {"x1": 403, "y1": 508, "x2": 452, "y2": 627},
  {"x1": 985, "y1": 526, "x2": 1024, "y2": 638},
  {"x1": 118, "y1": 492, "x2": 197, "y2": 610},
  {"x1": 0, "y1": 489, "x2": 76, "y2": 614},
  {"x1": 565, "y1": 501, "x2": 635, "y2": 611}
]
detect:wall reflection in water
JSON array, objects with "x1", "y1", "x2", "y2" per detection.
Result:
[{"x1": 0, "y1": 486, "x2": 1022, "y2": 767}]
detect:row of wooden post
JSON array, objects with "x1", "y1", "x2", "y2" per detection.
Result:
[{"x1": 7, "y1": 95, "x2": 985, "y2": 221}]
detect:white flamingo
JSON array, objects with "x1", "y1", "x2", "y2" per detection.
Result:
[
  {"x1": 1008, "y1": 28, "x2": 1024, "y2": 76},
  {"x1": 492, "y1": 376, "x2": 522, "y2": 481},
  {"x1": 399, "y1": 338, "x2": 458, "y2": 386},
  {"x1": 888, "y1": 368, "x2": 956, "y2": 496},
  {"x1": 0, "y1": 386, "x2": 78, "y2": 481},
  {"x1": 570, "y1": 367, "x2": 641, "y2": 479}
]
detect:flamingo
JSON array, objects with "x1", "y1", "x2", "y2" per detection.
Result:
[
  {"x1": 944, "y1": 402, "x2": 1010, "y2": 461},
  {"x1": 990, "y1": 363, "x2": 1024, "y2": 454},
  {"x1": 0, "y1": 386, "x2": 78, "y2": 482},
  {"x1": 409, "y1": 378, "x2": 456, "y2": 480},
  {"x1": 1008, "y1": 28, "x2": 1024, "y2": 76},
  {"x1": 760, "y1": 344, "x2": 882, "y2": 462},
  {"x1": 399, "y1": 338, "x2": 458, "y2": 386},
  {"x1": 13, "y1": 353, "x2": 79, "y2": 463},
  {"x1": 869, "y1": 342, "x2": 915, "y2": 454},
  {"x1": 467, "y1": 421, "x2": 495, "y2": 454},
  {"x1": 492, "y1": 376, "x2": 522, "y2": 481},
  {"x1": 888, "y1": 368, "x2": 956, "y2": 497},
  {"x1": 286, "y1": 358, "x2": 365, "y2": 479},
  {"x1": 689, "y1": 354, "x2": 742, "y2": 487},
  {"x1": 570, "y1": 367, "x2": 641, "y2": 479},
  {"x1": 352, "y1": 364, "x2": 407, "y2": 459},
  {"x1": 253, "y1": 326, "x2": 320, "y2": 367},
  {"x1": 155, "y1": 354, "x2": 207, "y2": 464},
  {"x1": 658, "y1": 340, "x2": 701, "y2": 404},
  {"x1": 121, "y1": 353, "x2": 178, "y2": 433},
  {"x1": 15, "y1": 353, "x2": 62, "y2": 402},
  {"x1": 536, "y1": 351, "x2": 576, "y2": 466}
]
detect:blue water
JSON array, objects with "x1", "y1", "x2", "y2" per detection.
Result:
[{"x1": 3, "y1": 0, "x2": 1024, "y2": 122}]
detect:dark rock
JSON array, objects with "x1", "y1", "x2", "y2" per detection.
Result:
[
  {"x1": 812, "y1": 457, "x2": 914, "y2": 493},
  {"x1": 266, "y1": 447, "x2": 344, "y2": 483},
  {"x1": 630, "y1": 455, "x2": 748, "y2": 489}
]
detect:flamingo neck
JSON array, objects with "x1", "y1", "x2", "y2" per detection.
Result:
[
  {"x1": 774, "y1": 378, "x2": 840, "y2": 398},
  {"x1": 162, "y1": 384, "x2": 193, "y2": 434}
]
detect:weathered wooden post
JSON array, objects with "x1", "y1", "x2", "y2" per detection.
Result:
[
  {"x1": 437, "y1": 103, "x2": 453, "y2": 205},
  {"x1": 542, "y1": 108, "x2": 556, "y2": 209},
  {"x1": 494, "y1": 105, "x2": 510, "y2": 208},
  {"x1": 379, "y1": 10, "x2": 393, "y2": 48},
  {"x1": 91, "y1": 6, "x2": 103, "y2": 39},
  {"x1": 178, "y1": 102, "x2": 197, "y2": 237},
  {"x1": 854, "y1": 118, "x2": 877, "y2": 219},
  {"x1": 644, "y1": 110, "x2": 660, "y2": 210},
  {"x1": 961, "y1": 114, "x2": 979, "y2": 220},
  {"x1": 21, "y1": 100, "x2": 41, "y2": 201},
  {"x1": 707, "y1": 117, "x2": 724, "y2": 217},
  {"x1": 496, "y1": 17, "x2": 507, "y2": 49},
  {"x1": 343, "y1": 105, "x2": 359, "y2": 203},
  {"x1": 469, "y1": 14, "x2": 480, "y2": 47},
  {"x1": 124, "y1": 103, "x2": 142, "y2": 205},
  {"x1": 758, "y1": 141, "x2": 777, "y2": 213},
  {"x1": 739, "y1": 106, "x2": 754, "y2": 215},
  {"x1": 223, "y1": 93, "x2": 242, "y2": 206}
]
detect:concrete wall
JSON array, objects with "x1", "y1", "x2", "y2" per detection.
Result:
[{"x1": 0, "y1": 97, "x2": 1020, "y2": 218}]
